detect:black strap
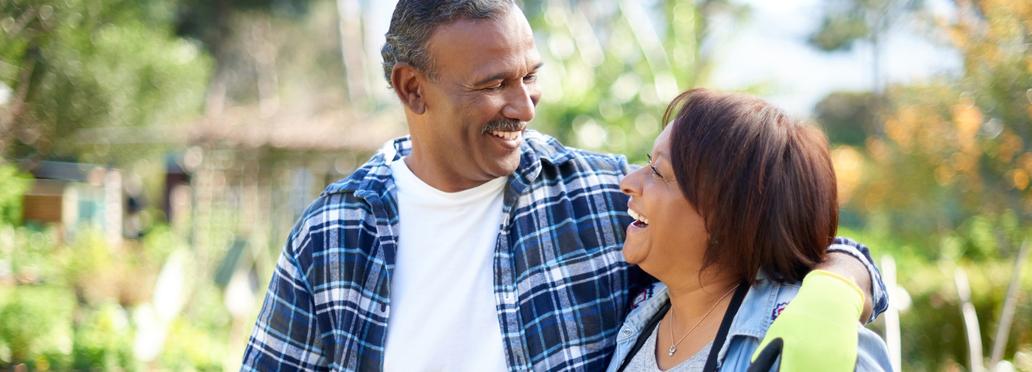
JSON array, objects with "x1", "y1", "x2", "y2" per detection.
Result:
[
  {"x1": 702, "y1": 283, "x2": 750, "y2": 372},
  {"x1": 615, "y1": 300, "x2": 670, "y2": 372},
  {"x1": 616, "y1": 283, "x2": 749, "y2": 372}
]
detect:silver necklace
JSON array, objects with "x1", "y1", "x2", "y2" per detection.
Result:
[{"x1": 666, "y1": 284, "x2": 738, "y2": 357}]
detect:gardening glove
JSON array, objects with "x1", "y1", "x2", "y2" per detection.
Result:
[{"x1": 752, "y1": 269, "x2": 865, "y2": 372}]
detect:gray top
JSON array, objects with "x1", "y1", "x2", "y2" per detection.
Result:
[{"x1": 623, "y1": 325, "x2": 714, "y2": 372}]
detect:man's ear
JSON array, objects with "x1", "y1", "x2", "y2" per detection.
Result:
[{"x1": 390, "y1": 63, "x2": 426, "y2": 114}]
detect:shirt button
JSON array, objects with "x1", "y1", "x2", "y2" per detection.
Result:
[
  {"x1": 621, "y1": 328, "x2": 633, "y2": 336},
  {"x1": 504, "y1": 293, "x2": 514, "y2": 302}
]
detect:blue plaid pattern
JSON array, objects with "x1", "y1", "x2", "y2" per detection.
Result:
[{"x1": 241, "y1": 130, "x2": 887, "y2": 371}]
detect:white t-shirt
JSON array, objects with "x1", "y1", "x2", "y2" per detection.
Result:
[{"x1": 383, "y1": 158, "x2": 509, "y2": 372}]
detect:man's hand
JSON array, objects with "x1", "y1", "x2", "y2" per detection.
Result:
[
  {"x1": 752, "y1": 270, "x2": 865, "y2": 371},
  {"x1": 818, "y1": 250, "x2": 875, "y2": 321}
]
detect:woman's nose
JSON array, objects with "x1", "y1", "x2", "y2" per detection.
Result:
[{"x1": 620, "y1": 167, "x2": 644, "y2": 196}]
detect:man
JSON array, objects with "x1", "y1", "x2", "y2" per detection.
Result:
[{"x1": 242, "y1": 1, "x2": 887, "y2": 371}]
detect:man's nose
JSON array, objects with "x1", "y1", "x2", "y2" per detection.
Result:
[{"x1": 502, "y1": 83, "x2": 538, "y2": 122}]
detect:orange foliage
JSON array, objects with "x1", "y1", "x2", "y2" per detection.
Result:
[{"x1": 849, "y1": 0, "x2": 1030, "y2": 216}]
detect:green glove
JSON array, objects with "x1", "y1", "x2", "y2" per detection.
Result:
[{"x1": 752, "y1": 269, "x2": 864, "y2": 371}]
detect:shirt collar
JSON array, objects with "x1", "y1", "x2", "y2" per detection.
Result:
[{"x1": 322, "y1": 129, "x2": 575, "y2": 197}]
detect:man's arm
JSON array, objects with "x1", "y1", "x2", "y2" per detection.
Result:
[
  {"x1": 816, "y1": 251, "x2": 874, "y2": 321},
  {"x1": 241, "y1": 234, "x2": 329, "y2": 370},
  {"x1": 821, "y1": 237, "x2": 889, "y2": 323}
]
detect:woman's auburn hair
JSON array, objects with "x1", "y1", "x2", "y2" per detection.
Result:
[{"x1": 662, "y1": 88, "x2": 839, "y2": 283}]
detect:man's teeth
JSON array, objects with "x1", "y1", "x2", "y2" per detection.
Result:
[
  {"x1": 628, "y1": 209, "x2": 649, "y2": 225},
  {"x1": 489, "y1": 130, "x2": 522, "y2": 140}
]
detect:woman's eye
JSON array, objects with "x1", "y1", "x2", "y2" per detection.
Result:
[
  {"x1": 646, "y1": 154, "x2": 664, "y2": 179},
  {"x1": 649, "y1": 165, "x2": 663, "y2": 178},
  {"x1": 523, "y1": 74, "x2": 537, "y2": 83}
]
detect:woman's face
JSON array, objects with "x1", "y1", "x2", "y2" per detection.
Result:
[{"x1": 619, "y1": 124, "x2": 710, "y2": 280}]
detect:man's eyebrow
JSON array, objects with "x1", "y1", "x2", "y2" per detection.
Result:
[{"x1": 472, "y1": 62, "x2": 544, "y2": 86}]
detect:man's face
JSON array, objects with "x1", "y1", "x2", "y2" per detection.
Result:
[{"x1": 416, "y1": 6, "x2": 542, "y2": 189}]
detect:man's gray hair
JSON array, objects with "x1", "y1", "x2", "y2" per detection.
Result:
[{"x1": 381, "y1": 0, "x2": 516, "y2": 87}]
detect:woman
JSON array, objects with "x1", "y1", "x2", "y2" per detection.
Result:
[{"x1": 607, "y1": 89, "x2": 891, "y2": 371}]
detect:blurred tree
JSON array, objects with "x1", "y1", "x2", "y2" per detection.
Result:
[
  {"x1": 809, "y1": 0, "x2": 923, "y2": 51},
  {"x1": 847, "y1": 0, "x2": 1031, "y2": 243},
  {"x1": 171, "y1": 0, "x2": 311, "y2": 115},
  {"x1": 814, "y1": 91, "x2": 878, "y2": 147},
  {"x1": 808, "y1": 0, "x2": 923, "y2": 89},
  {"x1": 0, "y1": 287, "x2": 75, "y2": 367},
  {"x1": 808, "y1": 0, "x2": 923, "y2": 137},
  {"x1": 522, "y1": 0, "x2": 749, "y2": 162},
  {"x1": 0, "y1": 0, "x2": 211, "y2": 162},
  {"x1": 817, "y1": 3, "x2": 1032, "y2": 367},
  {"x1": 0, "y1": 164, "x2": 30, "y2": 225}
]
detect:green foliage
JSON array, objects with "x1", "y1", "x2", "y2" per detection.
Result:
[
  {"x1": 138, "y1": 225, "x2": 181, "y2": 269},
  {"x1": 0, "y1": 224, "x2": 195, "y2": 369},
  {"x1": 841, "y1": 221, "x2": 1032, "y2": 370},
  {"x1": 71, "y1": 303, "x2": 137, "y2": 371},
  {"x1": 895, "y1": 260, "x2": 1032, "y2": 371},
  {"x1": 174, "y1": 0, "x2": 312, "y2": 49},
  {"x1": 809, "y1": 14, "x2": 870, "y2": 52},
  {"x1": 0, "y1": 286, "x2": 75, "y2": 366},
  {"x1": 62, "y1": 230, "x2": 118, "y2": 303},
  {"x1": 807, "y1": 0, "x2": 923, "y2": 52},
  {"x1": 0, "y1": 164, "x2": 31, "y2": 226},
  {"x1": 521, "y1": 0, "x2": 748, "y2": 163},
  {"x1": 814, "y1": 91, "x2": 878, "y2": 147},
  {"x1": 61, "y1": 227, "x2": 184, "y2": 307},
  {"x1": 0, "y1": 0, "x2": 211, "y2": 161},
  {"x1": 158, "y1": 310, "x2": 228, "y2": 371},
  {"x1": 3, "y1": 225, "x2": 59, "y2": 284},
  {"x1": 830, "y1": 0, "x2": 1032, "y2": 247}
]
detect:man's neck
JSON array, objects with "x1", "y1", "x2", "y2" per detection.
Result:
[{"x1": 402, "y1": 152, "x2": 487, "y2": 193}]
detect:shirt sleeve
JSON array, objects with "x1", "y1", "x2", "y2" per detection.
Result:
[
  {"x1": 855, "y1": 326, "x2": 894, "y2": 371},
  {"x1": 241, "y1": 232, "x2": 330, "y2": 371},
  {"x1": 615, "y1": 154, "x2": 638, "y2": 177},
  {"x1": 827, "y1": 237, "x2": 889, "y2": 324}
]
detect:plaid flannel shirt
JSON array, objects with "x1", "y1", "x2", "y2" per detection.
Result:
[{"x1": 241, "y1": 130, "x2": 887, "y2": 371}]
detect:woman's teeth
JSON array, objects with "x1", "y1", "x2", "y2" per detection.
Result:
[
  {"x1": 628, "y1": 208, "x2": 649, "y2": 226},
  {"x1": 489, "y1": 130, "x2": 522, "y2": 140}
]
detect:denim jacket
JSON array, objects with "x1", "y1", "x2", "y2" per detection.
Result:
[{"x1": 606, "y1": 279, "x2": 893, "y2": 371}]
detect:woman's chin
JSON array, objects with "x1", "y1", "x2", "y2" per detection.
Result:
[{"x1": 621, "y1": 243, "x2": 648, "y2": 265}]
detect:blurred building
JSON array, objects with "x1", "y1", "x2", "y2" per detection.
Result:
[{"x1": 21, "y1": 160, "x2": 124, "y2": 245}]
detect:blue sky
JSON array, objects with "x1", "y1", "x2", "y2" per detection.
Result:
[{"x1": 709, "y1": 0, "x2": 962, "y2": 115}]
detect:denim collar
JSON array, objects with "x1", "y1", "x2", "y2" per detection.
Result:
[{"x1": 621, "y1": 273, "x2": 787, "y2": 368}]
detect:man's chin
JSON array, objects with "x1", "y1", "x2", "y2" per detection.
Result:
[
  {"x1": 491, "y1": 162, "x2": 521, "y2": 179},
  {"x1": 486, "y1": 154, "x2": 522, "y2": 179}
]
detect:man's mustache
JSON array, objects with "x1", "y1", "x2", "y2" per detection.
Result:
[{"x1": 483, "y1": 119, "x2": 527, "y2": 133}]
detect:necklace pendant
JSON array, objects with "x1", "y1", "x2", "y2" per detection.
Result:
[{"x1": 667, "y1": 345, "x2": 677, "y2": 356}]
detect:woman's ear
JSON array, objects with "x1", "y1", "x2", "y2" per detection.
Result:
[{"x1": 390, "y1": 63, "x2": 426, "y2": 114}]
